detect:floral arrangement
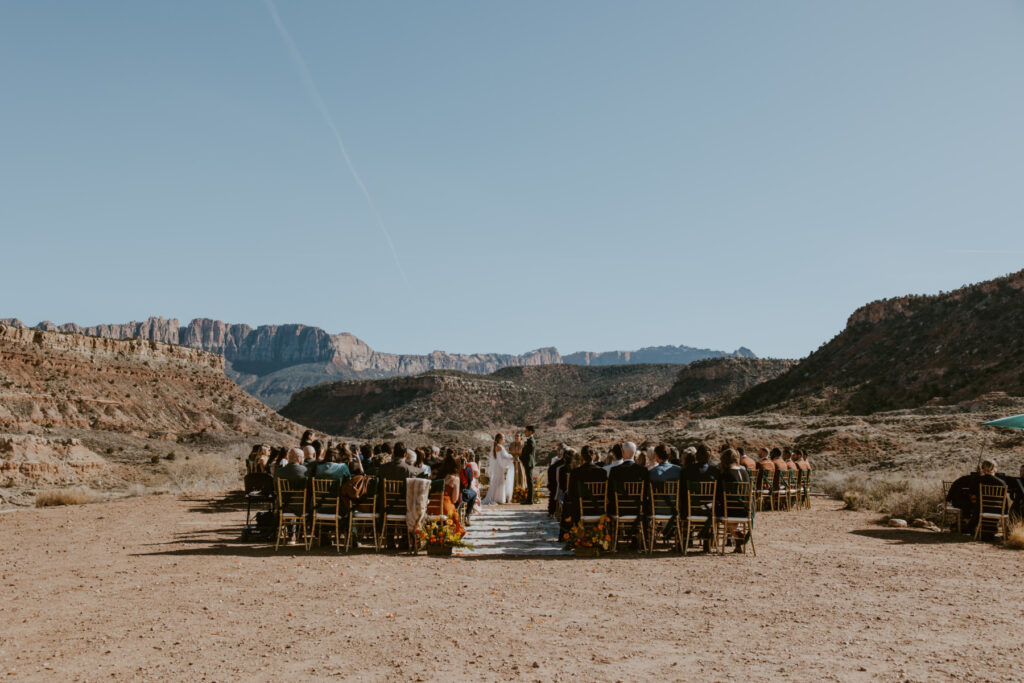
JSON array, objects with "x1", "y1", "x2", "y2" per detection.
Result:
[
  {"x1": 562, "y1": 515, "x2": 612, "y2": 551},
  {"x1": 512, "y1": 485, "x2": 540, "y2": 504},
  {"x1": 416, "y1": 515, "x2": 474, "y2": 550}
]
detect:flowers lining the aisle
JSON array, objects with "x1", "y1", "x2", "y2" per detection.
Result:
[
  {"x1": 562, "y1": 515, "x2": 612, "y2": 553},
  {"x1": 512, "y1": 483, "x2": 540, "y2": 504},
  {"x1": 416, "y1": 514, "x2": 474, "y2": 554}
]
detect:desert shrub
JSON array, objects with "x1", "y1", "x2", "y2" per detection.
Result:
[
  {"x1": 819, "y1": 471, "x2": 945, "y2": 522},
  {"x1": 150, "y1": 455, "x2": 160, "y2": 464},
  {"x1": 35, "y1": 487, "x2": 101, "y2": 507},
  {"x1": 122, "y1": 483, "x2": 148, "y2": 498},
  {"x1": 1007, "y1": 519, "x2": 1024, "y2": 550},
  {"x1": 164, "y1": 454, "x2": 241, "y2": 493}
]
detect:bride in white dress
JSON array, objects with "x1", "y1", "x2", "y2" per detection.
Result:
[{"x1": 482, "y1": 433, "x2": 514, "y2": 505}]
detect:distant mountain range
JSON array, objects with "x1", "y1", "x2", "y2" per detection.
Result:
[{"x1": 0, "y1": 317, "x2": 753, "y2": 408}]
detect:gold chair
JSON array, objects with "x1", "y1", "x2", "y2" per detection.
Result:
[
  {"x1": 309, "y1": 478, "x2": 343, "y2": 552},
  {"x1": 648, "y1": 481, "x2": 681, "y2": 553},
  {"x1": 754, "y1": 468, "x2": 774, "y2": 512},
  {"x1": 717, "y1": 481, "x2": 755, "y2": 556},
  {"x1": 381, "y1": 479, "x2": 414, "y2": 552},
  {"x1": 346, "y1": 477, "x2": 379, "y2": 552},
  {"x1": 940, "y1": 480, "x2": 961, "y2": 533},
  {"x1": 682, "y1": 481, "x2": 716, "y2": 555},
  {"x1": 610, "y1": 481, "x2": 647, "y2": 553},
  {"x1": 974, "y1": 484, "x2": 1009, "y2": 542},
  {"x1": 274, "y1": 478, "x2": 307, "y2": 551},
  {"x1": 578, "y1": 481, "x2": 608, "y2": 524},
  {"x1": 799, "y1": 469, "x2": 812, "y2": 510}
]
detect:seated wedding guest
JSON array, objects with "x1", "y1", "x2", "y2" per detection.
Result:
[
  {"x1": 557, "y1": 449, "x2": 579, "y2": 509},
  {"x1": 564, "y1": 445, "x2": 607, "y2": 525},
  {"x1": 359, "y1": 444, "x2": 372, "y2": 467},
  {"x1": 947, "y1": 464, "x2": 980, "y2": 530},
  {"x1": 311, "y1": 440, "x2": 325, "y2": 459},
  {"x1": 604, "y1": 443, "x2": 624, "y2": 473},
  {"x1": 973, "y1": 459, "x2": 1007, "y2": 540},
  {"x1": 546, "y1": 448, "x2": 563, "y2": 517},
  {"x1": 414, "y1": 449, "x2": 432, "y2": 478},
  {"x1": 405, "y1": 449, "x2": 425, "y2": 477},
  {"x1": 606, "y1": 442, "x2": 648, "y2": 511},
  {"x1": 770, "y1": 447, "x2": 786, "y2": 471},
  {"x1": 755, "y1": 447, "x2": 775, "y2": 488},
  {"x1": 275, "y1": 447, "x2": 308, "y2": 485},
  {"x1": 378, "y1": 442, "x2": 423, "y2": 481},
  {"x1": 668, "y1": 446, "x2": 681, "y2": 466},
  {"x1": 1007, "y1": 464, "x2": 1024, "y2": 518},
  {"x1": 302, "y1": 445, "x2": 318, "y2": 466},
  {"x1": 649, "y1": 444, "x2": 681, "y2": 483},
  {"x1": 682, "y1": 446, "x2": 697, "y2": 468},
  {"x1": 347, "y1": 450, "x2": 365, "y2": 476},
  {"x1": 684, "y1": 443, "x2": 719, "y2": 484},
  {"x1": 716, "y1": 448, "x2": 751, "y2": 553},
  {"x1": 457, "y1": 455, "x2": 478, "y2": 525},
  {"x1": 312, "y1": 448, "x2": 351, "y2": 484},
  {"x1": 439, "y1": 453, "x2": 466, "y2": 531},
  {"x1": 737, "y1": 447, "x2": 757, "y2": 471}
]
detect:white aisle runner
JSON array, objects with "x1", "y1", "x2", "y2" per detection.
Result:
[{"x1": 467, "y1": 506, "x2": 571, "y2": 556}]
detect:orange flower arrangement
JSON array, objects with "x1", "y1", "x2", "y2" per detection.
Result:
[
  {"x1": 417, "y1": 514, "x2": 474, "y2": 550},
  {"x1": 563, "y1": 514, "x2": 612, "y2": 551}
]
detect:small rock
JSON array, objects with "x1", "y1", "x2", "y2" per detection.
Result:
[
  {"x1": 911, "y1": 518, "x2": 930, "y2": 528},
  {"x1": 888, "y1": 518, "x2": 908, "y2": 528}
]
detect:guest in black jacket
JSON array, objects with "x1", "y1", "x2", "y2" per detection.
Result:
[
  {"x1": 606, "y1": 442, "x2": 649, "y2": 517},
  {"x1": 564, "y1": 446, "x2": 607, "y2": 526}
]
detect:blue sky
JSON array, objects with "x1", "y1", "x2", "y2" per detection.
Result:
[{"x1": 2, "y1": 1, "x2": 1023, "y2": 359}]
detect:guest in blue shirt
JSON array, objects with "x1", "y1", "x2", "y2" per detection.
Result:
[{"x1": 649, "y1": 444, "x2": 681, "y2": 483}]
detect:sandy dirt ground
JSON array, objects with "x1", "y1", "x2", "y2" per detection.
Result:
[{"x1": 1, "y1": 495, "x2": 1023, "y2": 682}]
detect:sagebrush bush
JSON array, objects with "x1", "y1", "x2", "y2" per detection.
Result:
[
  {"x1": 819, "y1": 471, "x2": 945, "y2": 522},
  {"x1": 165, "y1": 454, "x2": 242, "y2": 493},
  {"x1": 1006, "y1": 520, "x2": 1024, "y2": 550},
  {"x1": 35, "y1": 487, "x2": 101, "y2": 507}
]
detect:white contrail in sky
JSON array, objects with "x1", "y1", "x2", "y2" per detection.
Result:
[{"x1": 264, "y1": 0, "x2": 408, "y2": 283}]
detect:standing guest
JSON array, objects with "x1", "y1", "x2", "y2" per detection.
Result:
[
  {"x1": 546, "y1": 448, "x2": 563, "y2": 517},
  {"x1": 604, "y1": 443, "x2": 624, "y2": 473},
  {"x1": 737, "y1": 447, "x2": 757, "y2": 471},
  {"x1": 520, "y1": 426, "x2": 538, "y2": 505},
  {"x1": 649, "y1": 444, "x2": 681, "y2": 483},
  {"x1": 466, "y1": 451, "x2": 482, "y2": 515},
  {"x1": 510, "y1": 432, "x2": 526, "y2": 491},
  {"x1": 300, "y1": 430, "x2": 314, "y2": 450}
]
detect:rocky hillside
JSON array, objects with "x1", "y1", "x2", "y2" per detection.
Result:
[
  {"x1": 729, "y1": 269, "x2": 1024, "y2": 415},
  {"x1": 280, "y1": 364, "x2": 682, "y2": 436},
  {"x1": 564, "y1": 345, "x2": 755, "y2": 366},
  {"x1": 628, "y1": 357, "x2": 797, "y2": 419},
  {"x1": 0, "y1": 324, "x2": 302, "y2": 496}
]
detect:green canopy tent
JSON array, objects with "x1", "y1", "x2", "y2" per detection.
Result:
[{"x1": 983, "y1": 414, "x2": 1024, "y2": 431}]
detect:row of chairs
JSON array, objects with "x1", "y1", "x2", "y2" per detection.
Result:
[
  {"x1": 574, "y1": 480, "x2": 756, "y2": 555},
  {"x1": 272, "y1": 477, "x2": 452, "y2": 552},
  {"x1": 754, "y1": 469, "x2": 811, "y2": 512},
  {"x1": 941, "y1": 481, "x2": 1014, "y2": 541}
]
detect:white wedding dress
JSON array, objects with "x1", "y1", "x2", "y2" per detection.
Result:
[{"x1": 483, "y1": 446, "x2": 514, "y2": 505}]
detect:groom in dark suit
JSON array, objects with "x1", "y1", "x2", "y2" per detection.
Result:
[{"x1": 520, "y1": 426, "x2": 537, "y2": 505}]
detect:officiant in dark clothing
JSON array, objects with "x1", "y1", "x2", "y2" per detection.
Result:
[{"x1": 520, "y1": 426, "x2": 537, "y2": 505}]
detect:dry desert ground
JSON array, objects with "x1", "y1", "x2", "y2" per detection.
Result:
[{"x1": 1, "y1": 496, "x2": 1023, "y2": 682}]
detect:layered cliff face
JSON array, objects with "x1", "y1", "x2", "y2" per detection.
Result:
[
  {"x1": 564, "y1": 345, "x2": 755, "y2": 366},
  {"x1": 729, "y1": 269, "x2": 1024, "y2": 414},
  {"x1": 281, "y1": 364, "x2": 682, "y2": 436},
  {"x1": 6, "y1": 317, "x2": 752, "y2": 408}
]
